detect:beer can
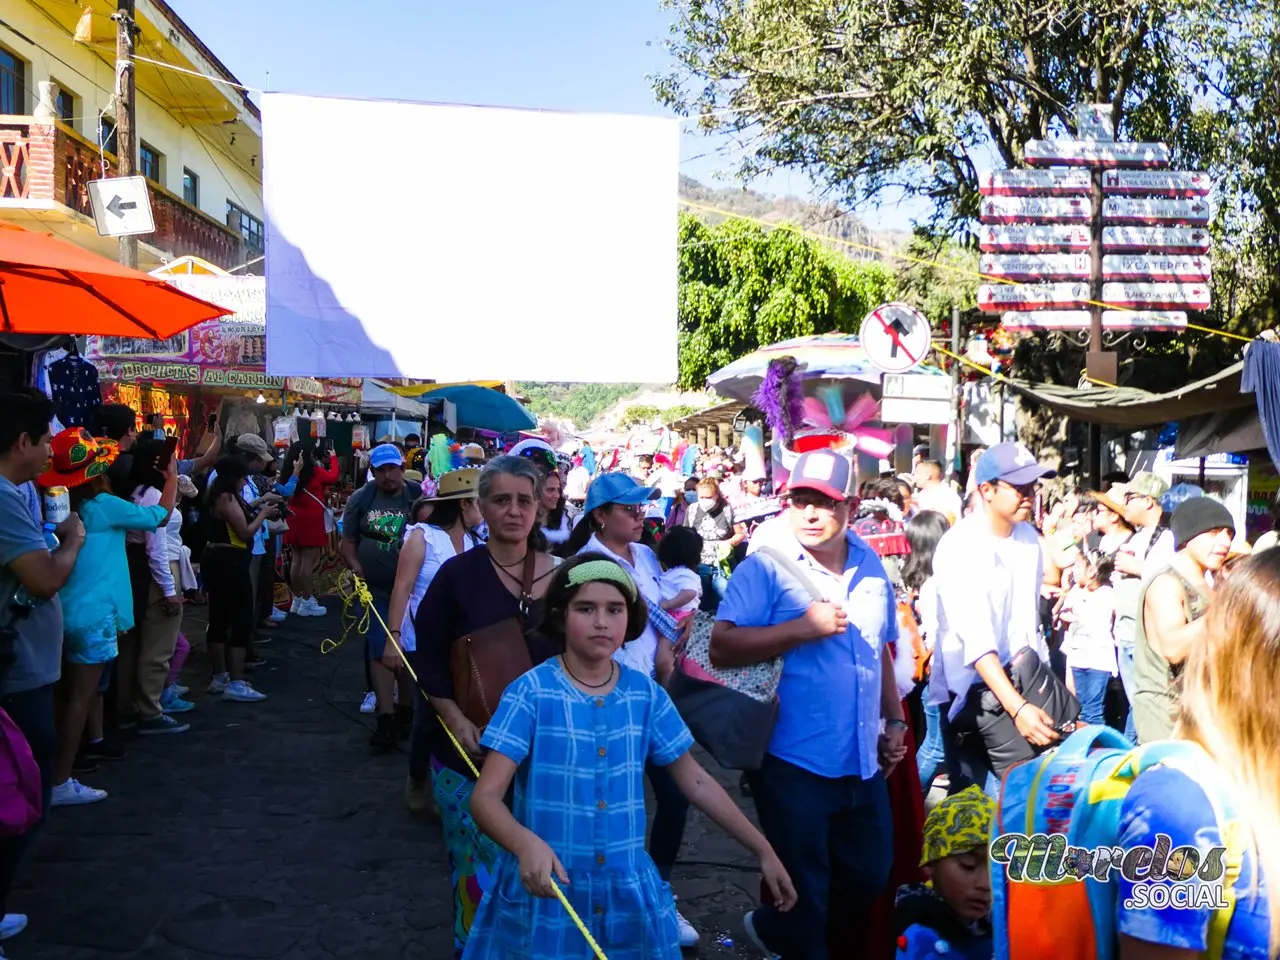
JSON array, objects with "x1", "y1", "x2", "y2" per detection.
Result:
[{"x1": 43, "y1": 486, "x2": 70, "y2": 525}]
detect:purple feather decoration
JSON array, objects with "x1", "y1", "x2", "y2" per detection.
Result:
[{"x1": 753, "y1": 358, "x2": 803, "y2": 444}]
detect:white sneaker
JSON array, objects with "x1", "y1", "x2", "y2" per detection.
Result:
[
  {"x1": 675, "y1": 907, "x2": 700, "y2": 948},
  {"x1": 208, "y1": 674, "x2": 230, "y2": 695},
  {"x1": 742, "y1": 910, "x2": 778, "y2": 958},
  {"x1": 268, "y1": 607, "x2": 287, "y2": 623},
  {"x1": 290, "y1": 597, "x2": 304, "y2": 614},
  {"x1": 299, "y1": 598, "x2": 327, "y2": 617},
  {"x1": 359, "y1": 691, "x2": 376, "y2": 714},
  {"x1": 0, "y1": 914, "x2": 27, "y2": 940},
  {"x1": 171, "y1": 682, "x2": 190, "y2": 697},
  {"x1": 222, "y1": 680, "x2": 267, "y2": 703},
  {"x1": 51, "y1": 779, "x2": 107, "y2": 807}
]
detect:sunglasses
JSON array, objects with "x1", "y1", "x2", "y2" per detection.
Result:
[{"x1": 997, "y1": 480, "x2": 1038, "y2": 498}]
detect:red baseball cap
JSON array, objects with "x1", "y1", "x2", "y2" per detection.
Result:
[{"x1": 786, "y1": 450, "x2": 852, "y2": 501}]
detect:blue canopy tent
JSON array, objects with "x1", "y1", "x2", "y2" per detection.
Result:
[{"x1": 413, "y1": 384, "x2": 537, "y2": 433}]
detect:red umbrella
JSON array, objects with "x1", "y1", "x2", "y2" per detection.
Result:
[{"x1": 0, "y1": 223, "x2": 231, "y2": 337}]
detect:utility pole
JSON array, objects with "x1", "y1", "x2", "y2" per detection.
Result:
[
  {"x1": 945, "y1": 304, "x2": 963, "y2": 482},
  {"x1": 113, "y1": 0, "x2": 137, "y2": 268}
]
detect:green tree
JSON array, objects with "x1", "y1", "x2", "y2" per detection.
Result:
[
  {"x1": 676, "y1": 211, "x2": 897, "y2": 390},
  {"x1": 517, "y1": 383, "x2": 646, "y2": 428},
  {"x1": 619, "y1": 404, "x2": 663, "y2": 428},
  {"x1": 663, "y1": 403, "x2": 702, "y2": 422}
]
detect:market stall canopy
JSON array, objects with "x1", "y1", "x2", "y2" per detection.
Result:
[
  {"x1": 668, "y1": 401, "x2": 747, "y2": 433},
  {"x1": 361, "y1": 380, "x2": 433, "y2": 419},
  {"x1": 1003, "y1": 362, "x2": 1249, "y2": 429},
  {"x1": 1175, "y1": 408, "x2": 1264, "y2": 459},
  {"x1": 0, "y1": 223, "x2": 230, "y2": 337},
  {"x1": 707, "y1": 333, "x2": 946, "y2": 403},
  {"x1": 412, "y1": 384, "x2": 537, "y2": 432},
  {"x1": 381, "y1": 380, "x2": 503, "y2": 396}
]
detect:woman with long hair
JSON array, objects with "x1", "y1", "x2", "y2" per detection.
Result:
[
  {"x1": 385, "y1": 471, "x2": 483, "y2": 803},
  {"x1": 565, "y1": 471, "x2": 700, "y2": 948},
  {"x1": 281, "y1": 438, "x2": 340, "y2": 617},
  {"x1": 902, "y1": 510, "x2": 952, "y2": 792},
  {"x1": 204, "y1": 456, "x2": 279, "y2": 704},
  {"x1": 413, "y1": 456, "x2": 560, "y2": 957},
  {"x1": 1113, "y1": 549, "x2": 1279, "y2": 958},
  {"x1": 538, "y1": 469, "x2": 572, "y2": 554},
  {"x1": 39, "y1": 428, "x2": 176, "y2": 806}
]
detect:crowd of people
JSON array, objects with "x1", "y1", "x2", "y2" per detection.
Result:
[{"x1": 0, "y1": 389, "x2": 1276, "y2": 959}]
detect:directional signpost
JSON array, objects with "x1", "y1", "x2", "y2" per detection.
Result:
[
  {"x1": 861, "y1": 302, "x2": 932, "y2": 374},
  {"x1": 978, "y1": 105, "x2": 1212, "y2": 391},
  {"x1": 87, "y1": 176, "x2": 155, "y2": 239}
]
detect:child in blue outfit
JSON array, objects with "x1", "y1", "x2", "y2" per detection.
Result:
[
  {"x1": 895, "y1": 786, "x2": 995, "y2": 960},
  {"x1": 464, "y1": 553, "x2": 796, "y2": 959}
]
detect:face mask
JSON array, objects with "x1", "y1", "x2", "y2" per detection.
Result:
[
  {"x1": 698, "y1": 497, "x2": 716, "y2": 510},
  {"x1": 684, "y1": 491, "x2": 698, "y2": 504}
]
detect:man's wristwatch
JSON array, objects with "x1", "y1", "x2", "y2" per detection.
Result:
[{"x1": 884, "y1": 718, "x2": 909, "y2": 731}]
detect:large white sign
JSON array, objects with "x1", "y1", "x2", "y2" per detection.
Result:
[
  {"x1": 980, "y1": 196, "x2": 1092, "y2": 224},
  {"x1": 1102, "y1": 226, "x2": 1211, "y2": 254},
  {"x1": 1101, "y1": 171, "x2": 1211, "y2": 197},
  {"x1": 979, "y1": 225, "x2": 1091, "y2": 252},
  {"x1": 261, "y1": 93, "x2": 679, "y2": 381},
  {"x1": 980, "y1": 253, "x2": 1091, "y2": 281},
  {"x1": 979, "y1": 170, "x2": 1091, "y2": 196},
  {"x1": 1102, "y1": 255, "x2": 1211, "y2": 282},
  {"x1": 1101, "y1": 282, "x2": 1210, "y2": 310},
  {"x1": 978, "y1": 282, "x2": 1091, "y2": 312},
  {"x1": 1025, "y1": 140, "x2": 1171, "y2": 168},
  {"x1": 1102, "y1": 197, "x2": 1211, "y2": 225}
]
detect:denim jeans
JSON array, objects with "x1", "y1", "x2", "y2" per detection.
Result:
[
  {"x1": 916, "y1": 700, "x2": 947, "y2": 793},
  {"x1": 1116, "y1": 642, "x2": 1138, "y2": 741},
  {"x1": 745, "y1": 755, "x2": 893, "y2": 959},
  {"x1": 0, "y1": 684, "x2": 57, "y2": 916},
  {"x1": 645, "y1": 760, "x2": 689, "y2": 883},
  {"x1": 1072, "y1": 667, "x2": 1110, "y2": 726}
]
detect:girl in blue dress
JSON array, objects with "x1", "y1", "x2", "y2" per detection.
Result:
[{"x1": 464, "y1": 553, "x2": 796, "y2": 959}]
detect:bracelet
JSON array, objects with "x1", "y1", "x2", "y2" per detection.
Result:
[
  {"x1": 390, "y1": 629, "x2": 402, "y2": 637},
  {"x1": 1013, "y1": 701, "x2": 1030, "y2": 720},
  {"x1": 884, "y1": 718, "x2": 909, "y2": 730}
]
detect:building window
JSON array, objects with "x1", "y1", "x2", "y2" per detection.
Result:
[
  {"x1": 0, "y1": 48, "x2": 25, "y2": 116},
  {"x1": 99, "y1": 116, "x2": 118, "y2": 157},
  {"x1": 139, "y1": 142, "x2": 162, "y2": 183},
  {"x1": 227, "y1": 201, "x2": 264, "y2": 253},
  {"x1": 55, "y1": 87, "x2": 76, "y2": 126},
  {"x1": 182, "y1": 168, "x2": 199, "y2": 206}
]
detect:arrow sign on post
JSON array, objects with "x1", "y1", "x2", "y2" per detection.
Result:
[{"x1": 87, "y1": 175, "x2": 155, "y2": 239}]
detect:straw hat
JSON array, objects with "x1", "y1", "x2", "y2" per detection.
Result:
[
  {"x1": 1092, "y1": 483, "x2": 1128, "y2": 518},
  {"x1": 38, "y1": 428, "x2": 119, "y2": 489},
  {"x1": 429, "y1": 468, "x2": 480, "y2": 501}
]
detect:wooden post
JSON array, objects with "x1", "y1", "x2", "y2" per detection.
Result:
[{"x1": 114, "y1": 0, "x2": 138, "y2": 268}]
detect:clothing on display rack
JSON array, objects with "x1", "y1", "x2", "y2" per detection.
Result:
[{"x1": 45, "y1": 348, "x2": 101, "y2": 427}]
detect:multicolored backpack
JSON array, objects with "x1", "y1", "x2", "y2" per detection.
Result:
[{"x1": 992, "y1": 726, "x2": 1246, "y2": 960}]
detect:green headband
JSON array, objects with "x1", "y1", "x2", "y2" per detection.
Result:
[{"x1": 567, "y1": 560, "x2": 637, "y2": 600}]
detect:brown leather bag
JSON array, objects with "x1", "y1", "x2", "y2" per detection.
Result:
[{"x1": 449, "y1": 550, "x2": 537, "y2": 729}]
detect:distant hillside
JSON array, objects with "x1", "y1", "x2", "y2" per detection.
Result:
[
  {"x1": 678, "y1": 175, "x2": 907, "y2": 262},
  {"x1": 517, "y1": 383, "x2": 648, "y2": 430}
]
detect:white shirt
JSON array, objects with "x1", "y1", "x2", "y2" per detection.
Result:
[
  {"x1": 659, "y1": 566, "x2": 702, "y2": 617},
  {"x1": 541, "y1": 512, "x2": 572, "y2": 547},
  {"x1": 1059, "y1": 584, "x2": 1118, "y2": 675},
  {"x1": 1137, "y1": 526, "x2": 1176, "y2": 580},
  {"x1": 565, "y1": 466, "x2": 590, "y2": 501},
  {"x1": 399, "y1": 523, "x2": 478, "y2": 653},
  {"x1": 932, "y1": 513, "x2": 1048, "y2": 720},
  {"x1": 915, "y1": 483, "x2": 964, "y2": 524},
  {"x1": 581, "y1": 533, "x2": 664, "y2": 677}
]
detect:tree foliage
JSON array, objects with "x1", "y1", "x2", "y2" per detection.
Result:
[
  {"x1": 619, "y1": 404, "x2": 663, "y2": 428},
  {"x1": 656, "y1": 1, "x2": 1280, "y2": 387},
  {"x1": 517, "y1": 383, "x2": 645, "y2": 429},
  {"x1": 676, "y1": 211, "x2": 897, "y2": 390}
]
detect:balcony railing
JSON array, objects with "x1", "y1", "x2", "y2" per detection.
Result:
[{"x1": 0, "y1": 116, "x2": 252, "y2": 272}]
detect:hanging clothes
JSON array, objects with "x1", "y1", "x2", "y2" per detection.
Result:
[{"x1": 48, "y1": 352, "x2": 101, "y2": 428}]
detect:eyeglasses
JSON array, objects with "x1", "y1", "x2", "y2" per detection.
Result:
[
  {"x1": 997, "y1": 480, "x2": 1038, "y2": 498},
  {"x1": 615, "y1": 503, "x2": 649, "y2": 517},
  {"x1": 1123, "y1": 492, "x2": 1150, "y2": 504},
  {"x1": 786, "y1": 492, "x2": 843, "y2": 513}
]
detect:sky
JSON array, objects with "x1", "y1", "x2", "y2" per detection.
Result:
[{"x1": 170, "y1": 0, "x2": 921, "y2": 232}]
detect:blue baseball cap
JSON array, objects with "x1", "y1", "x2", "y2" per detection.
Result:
[
  {"x1": 369, "y1": 443, "x2": 404, "y2": 470},
  {"x1": 786, "y1": 450, "x2": 853, "y2": 501},
  {"x1": 584, "y1": 472, "x2": 659, "y2": 515},
  {"x1": 973, "y1": 442, "x2": 1056, "y2": 487}
]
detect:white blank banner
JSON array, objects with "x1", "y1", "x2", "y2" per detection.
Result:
[{"x1": 262, "y1": 93, "x2": 679, "y2": 382}]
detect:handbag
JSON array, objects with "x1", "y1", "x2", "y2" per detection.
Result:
[
  {"x1": 305, "y1": 489, "x2": 336, "y2": 535},
  {"x1": 952, "y1": 644, "x2": 1081, "y2": 775},
  {"x1": 667, "y1": 547, "x2": 824, "y2": 771},
  {"x1": 449, "y1": 550, "x2": 536, "y2": 729}
]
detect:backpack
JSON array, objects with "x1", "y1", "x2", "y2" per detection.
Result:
[
  {"x1": 0, "y1": 706, "x2": 40, "y2": 837},
  {"x1": 992, "y1": 726, "x2": 1246, "y2": 960}
]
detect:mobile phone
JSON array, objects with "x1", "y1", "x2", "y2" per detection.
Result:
[
  {"x1": 158, "y1": 435, "x2": 179, "y2": 470},
  {"x1": 207, "y1": 413, "x2": 217, "y2": 430},
  {"x1": 1053, "y1": 721, "x2": 1078, "y2": 735}
]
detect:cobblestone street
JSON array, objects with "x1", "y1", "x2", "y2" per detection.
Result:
[{"x1": 15, "y1": 603, "x2": 767, "y2": 959}]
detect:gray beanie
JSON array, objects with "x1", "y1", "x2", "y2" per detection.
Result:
[{"x1": 1170, "y1": 497, "x2": 1235, "y2": 550}]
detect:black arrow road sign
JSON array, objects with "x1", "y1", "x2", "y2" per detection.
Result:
[{"x1": 106, "y1": 195, "x2": 138, "y2": 218}]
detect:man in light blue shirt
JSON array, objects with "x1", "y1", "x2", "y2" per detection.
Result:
[{"x1": 712, "y1": 449, "x2": 905, "y2": 959}]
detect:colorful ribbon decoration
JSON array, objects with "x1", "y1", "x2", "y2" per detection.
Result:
[{"x1": 323, "y1": 575, "x2": 609, "y2": 960}]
